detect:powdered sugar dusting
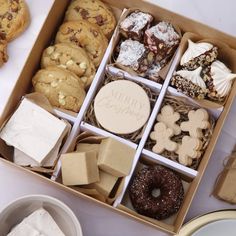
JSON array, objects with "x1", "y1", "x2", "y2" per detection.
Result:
[
  {"x1": 116, "y1": 39, "x2": 146, "y2": 71},
  {"x1": 147, "y1": 63, "x2": 162, "y2": 77},
  {"x1": 146, "y1": 21, "x2": 180, "y2": 46},
  {"x1": 120, "y1": 11, "x2": 153, "y2": 34}
]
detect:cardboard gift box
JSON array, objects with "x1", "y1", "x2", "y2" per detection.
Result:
[{"x1": 1, "y1": 0, "x2": 236, "y2": 234}]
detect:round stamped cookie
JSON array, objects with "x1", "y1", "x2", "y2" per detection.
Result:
[
  {"x1": 32, "y1": 66, "x2": 86, "y2": 113},
  {"x1": 0, "y1": 0, "x2": 30, "y2": 41},
  {"x1": 65, "y1": 0, "x2": 116, "y2": 38},
  {"x1": 94, "y1": 80, "x2": 151, "y2": 134},
  {"x1": 55, "y1": 20, "x2": 108, "y2": 68},
  {"x1": 41, "y1": 43, "x2": 96, "y2": 88}
]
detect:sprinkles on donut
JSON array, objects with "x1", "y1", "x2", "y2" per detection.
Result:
[{"x1": 129, "y1": 165, "x2": 184, "y2": 220}]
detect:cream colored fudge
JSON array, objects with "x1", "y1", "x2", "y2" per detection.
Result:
[
  {"x1": 7, "y1": 208, "x2": 65, "y2": 236},
  {"x1": 76, "y1": 143, "x2": 100, "y2": 156},
  {"x1": 61, "y1": 151, "x2": 99, "y2": 186},
  {"x1": 98, "y1": 138, "x2": 135, "y2": 177},
  {"x1": 90, "y1": 170, "x2": 118, "y2": 197},
  {"x1": 0, "y1": 98, "x2": 68, "y2": 165}
]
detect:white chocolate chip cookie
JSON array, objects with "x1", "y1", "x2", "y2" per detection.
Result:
[
  {"x1": 32, "y1": 66, "x2": 86, "y2": 112},
  {"x1": 41, "y1": 43, "x2": 96, "y2": 88}
]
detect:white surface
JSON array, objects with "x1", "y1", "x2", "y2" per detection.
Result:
[
  {"x1": 0, "y1": 194, "x2": 82, "y2": 236},
  {"x1": 192, "y1": 219, "x2": 236, "y2": 236},
  {"x1": 0, "y1": 0, "x2": 54, "y2": 116},
  {"x1": 1, "y1": 1, "x2": 236, "y2": 236}
]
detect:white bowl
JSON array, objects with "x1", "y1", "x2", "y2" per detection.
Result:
[{"x1": 0, "y1": 194, "x2": 83, "y2": 236}]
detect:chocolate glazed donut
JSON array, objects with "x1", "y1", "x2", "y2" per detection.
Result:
[{"x1": 129, "y1": 165, "x2": 184, "y2": 220}]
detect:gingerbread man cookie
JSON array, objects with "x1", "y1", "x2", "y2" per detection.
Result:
[
  {"x1": 180, "y1": 108, "x2": 210, "y2": 138},
  {"x1": 157, "y1": 105, "x2": 181, "y2": 135},
  {"x1": 176, "y1": 136, "x2": 202, "y2": 166},
  {"x1": 150, "y1": 122, "x2": 178, "y2": 154}
]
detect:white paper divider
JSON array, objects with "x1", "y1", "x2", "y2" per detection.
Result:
[
  {"x1": 80, "y1": 122, "x2": 138, "y2": 149},
  {"x1": 113, "y1": 47, "x2": 182, "y2": 207},
  {"x1": 166, "y1": 86, "x2": 223, "y2": 119},
  {"x1": 53, "y1": 109, "x2": 76, "y2": 124},
  {"x1": 106, "y1": 65, "x2": 162, "y2": 92},
  {"x1": 142, "y1": 149, "x2": 198, "y2": 178}
]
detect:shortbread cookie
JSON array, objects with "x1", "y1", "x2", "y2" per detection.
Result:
[
  {"x1": 144, "y1": 21, "x2": 180, "y2": 62},
  {"x1": 180, "y1": 109, "x2": 210, "y2": 138},
  {"x1": 176, "y1": 136, "x2": 202, "y2": 166},
  {"x1": 0, "y1": 39, "x2": 8, "y2": 67},
  {"x1": 41, "y1": 43, "x2": 96, "y2": 88},
  {"x1": 157, "y1": 105, "x2": 181, "y2": 135},
  {"x1": 64, "y1": 0, "x2": 116, "y2": 38},
  {"x1": 55, "y1": 20, "x2": 108, "y2": 68},
  {"x1": 0, "y1": 0, "x2": 30, "y2": 41},
  {"x1": 120, "y1": 11, "x2": 153, "y2": 40},
  {"x1": 32, "y1": 66, "x2": 86, "y2": 112},
  {"x1": 150, "y1": 122, "x2": 178, "y2": 154},
  {"x1": 180, "y1": 39, "x2": 218, "y2": 70}
]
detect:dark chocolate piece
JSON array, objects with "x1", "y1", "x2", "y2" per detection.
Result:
[{"x1": 144, "y1": 21, "x2": 180, "y2": 62}]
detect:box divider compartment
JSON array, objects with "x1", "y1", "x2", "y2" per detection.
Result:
[
  {"x1": 80, "y1": 122, "x2": 138, "y2": 149},
  {"x1": 51, "y1": 20, "x2": 122, "y2": 180},
  {"x1": 142, "y1": 149, "x2": 198, "y2": 179},
  {"x1": 107, "y1": 65, "x2": 163, "y2": 91},
  {"x1": 117, "y1": 154, "x2": 191, "y2": 233},
  {"x1": 113, "y1": 48, "x2": 181, "y2": 207}
]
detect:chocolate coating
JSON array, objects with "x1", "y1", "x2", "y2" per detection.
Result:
[
  {"x1": 129, "y1": 165, "x2": 184, "y2": 220},
  {"x1": 181, "y1": 46, "x2": 218, "y2": 70},
  {"x1": 171, "y1": 74, "x2": 208, "y2": 99}
]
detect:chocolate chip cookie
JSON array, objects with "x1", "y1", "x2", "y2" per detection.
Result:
[
  {"x1": 55, "y1": 20, "x2": 108, "y2": 68},
  {"x1": 0, "y1": 38, "x2": 8, "y2": 67},
  {"x1": 0, "y1": 0, "x2": 30, "y2": 41},
  {"x1": 64, "y1": 0, "x2": 116, "y2": 38},
  {"x1": 41, "y1": 43, "x2": 96, "y2": 88},
  {"x1": 32, "y1": 66, "x2": 86, "y2": 113}
]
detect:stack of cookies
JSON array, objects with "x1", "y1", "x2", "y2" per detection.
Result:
[
  {"x1": 32, "y1": 0, "x2": 116, "y2": 113},
  {"x1": 115, "y1": 10, "x2": 181, "y2": 83},
  {"x1": 150, "y1": 104, "x2": 212, "y2": 167},
  {"x1": 0, "y1": 0, "x2": 30, "y2": 67},
  {"x1": 171, "y1": 39, "x2": 236, "y2": 102}
]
